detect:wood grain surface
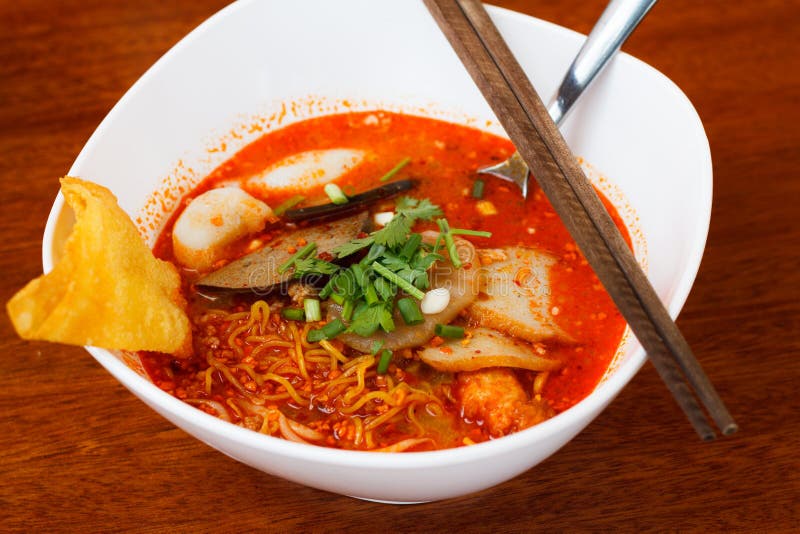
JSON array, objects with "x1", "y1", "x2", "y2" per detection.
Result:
[{"x1": 1, "y1": 0, "x2": 797, "y2": 531}]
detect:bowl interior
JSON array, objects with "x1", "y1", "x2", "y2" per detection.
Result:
[{"x1": 42, "y1": 0, "x2": 711, "y2": 501}]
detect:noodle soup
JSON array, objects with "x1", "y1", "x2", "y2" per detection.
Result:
[{"x1": 140, "y1": 111, "x2": 629, "y2": 452}]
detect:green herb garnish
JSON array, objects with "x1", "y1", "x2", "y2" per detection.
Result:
[
  {"x1": 451, "y1": 228, "x2": 492, "y2": 238},
  {"x1": 273, "y1": 195, "x2": 305, "y2": 216},
  {"x1": 331, "y1": 197, "x2": 442, "y2": 255},
  {"x1": 283, "y1": 196, "x2": 487, "y2": 341},
  {"x1": 379, "y1": 157, "x2": 412, "y2": 182},
  {"x1": 324, "y1": 183, "x2": 348, "y2": 205},
  {"x1": 348, "y1": 303, "x2": 393, "y2": 337},
  {"x1": 471, "y1": 179, "x2": 485, "y2": 199},
  {"x1": 307, "y1": 318, "x2": 347, "y2": 342},
  {"x1": 303, "y1": 298, "x2": 321, "y2": 322},
  {"x1": 436, "y1": 218, "x2": 462, "y2": 269},
  {"x1": 435, "y1": 324, "x2": 465, "y2": 338},
  {"x1": 292, "y1": 257, "x2": 339, "y2": 278},
  {"x1": 281, "y1": 307, "x2": 305, "y2": 321},
  {"x1": 376, "y1": 349, "x2": 393, "y2": 374},
  {"x1": 278, "y1": 242, "x2": 316, "y2": 274},
  {"x1": 397, "y1": 297, "x2": 424, "y2": 325},
  {"x1": 342, "y1": 299, "x2": 355, "y2": 321},
  {"x1": 372, "y1": 262, "x2": 424, "y2": 299},
  {"x1": 332, "y1": 236, "x2": 376, "y2": 259}
]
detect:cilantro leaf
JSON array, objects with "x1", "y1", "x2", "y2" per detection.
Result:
[
  {"x1": 292, "y1": 258, "x2": 339, "y2": 278},
  {"x1": 373, "y1": 214, "x2": 412, "y2": 248},
  {"x1": 377, "y1": 251, "x2": 409, "y2": 272},
  {"x1": 395, "y1": 196, "x2": 418, "y2": 211},
  {"x1": 379, "y1": 306, "x2": 395, "y2": 332},
  {"x1": 334, "y1": 197, "x2": 442, "y2": 256},
  {"x1": 334, "y1": 269, "x2": 361, "y2": 298},
  {"x1": 333, "y1": 236, "x2": 375, "y2": 258},
  {"x1": 396, "y1": 197, "x2": 442, "y2": 221},
  {"x1": 348, "y1": 303, "x2": 390, "y2": 337},
  {"x1": 412, "y1": 270, "x2": 430, "y2": 290},
  {"x1": 373, "y1": 277, "x2": 397, "y2": 301},
  {"x1": 411, "y1": 251, "x2": 443, "y2": 271}
]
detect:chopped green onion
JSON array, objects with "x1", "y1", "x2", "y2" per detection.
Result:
[
  {"x1": 281, "y1": 307, "x2": 305, "y2": 321},
  {"x1": 278, "y1": 242, "x2": 316, "y2": 273},
  {"x1": 371, "y1": 262, "x2": 424, "y2": 299},
  {"x1": 330, "y1": 292, "x2": 345, "y2": 306},
  {"x1": 308, "y1": 318, "x2": 347, "y2": 342},
  {"x1": 324, "y1": 183, "x2": 348, "y2": 205},
  {"x1": 397, "y1": 297, "x2": 424, "y2": 326},
  {"x1": 364, "y1": 282, "x2": 379, "y2": 305},
  {"x1": 303, "y1": 298, "x2": 321, "y2": 322},
  {"x1": 451, "y1": 228, "x2": 492, "y2": 238},
  {"x1": 471, "y1": 179, "x2": 485, "y2": 199},
  {"x1": 336, "y1": 269, "x2": 358, "y2": 296},
  {"x1": 306, "y1": 329, "x2": 325, "y2": 343},
  {"x1": 322, "y1": 318, "x2": 347, "y2": 338},
  {"x1": 351, "y1": 264, "x2": 368, "y2": 289},
  {"x1": 379, "y1": 156, "x2": 411, "y2": 182},
  {"x1": 273, "y1": 194, "x2": 305, "y2": 216},
  {"x1": 369, "y1": 340, "x2": 385, "y2": 355},
  {"x1": 432, "y1": 234, "x2": 444, "y2": 255},
  {"x1": 353, "y1": 300, "x2": 368, "y2": 318},
  {"x1": 436, "y1": 218, "x2": 462, "y2": 269},
  {"x1": 342, "y1": 299, "x2": 355, "y2": 321},
  {"x1": 400, "y1": 233, "x2": 422, "y2": 260},
  {"x1": 377, "y1": 349, "x2": 393, "y2": 374},
  {"x1": 318, "y1": 275, "x2": 338, "y2": 299},
  {"x1": 435, "y1": 324, "x2": 465, "y2": 338}
]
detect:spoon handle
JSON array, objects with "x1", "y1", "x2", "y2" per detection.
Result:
[{"x1": 548, "y1": 0, "x2": 658, "y2": 126}]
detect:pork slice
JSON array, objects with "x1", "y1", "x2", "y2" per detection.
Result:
[{"x1": 195, "y1": 211, "x2": 368, "y2": 293}]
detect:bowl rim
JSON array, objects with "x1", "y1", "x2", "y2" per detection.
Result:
[{"x1": 41, "y1": 0, "x2": 712, "y2": 469}]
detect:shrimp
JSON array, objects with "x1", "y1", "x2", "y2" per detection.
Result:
[{"x1": 456, "y1": 367, "x2": 554, "y2": 437}]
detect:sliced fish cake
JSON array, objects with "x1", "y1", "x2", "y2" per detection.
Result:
[
  {"x1": 418, "y1": 327, "x2": 561, "y2": 373},
  {"x1": 466, "y1": 246, "x2": 572, "y2": 343}
]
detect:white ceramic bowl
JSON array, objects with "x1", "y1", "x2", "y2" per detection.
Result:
[{"x1": 42, "y1": 0, "x2": 711, "y2": 503}]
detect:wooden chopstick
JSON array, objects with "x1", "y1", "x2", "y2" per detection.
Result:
[{"x1": 423, "y1": 0, "x2": 737, "y2": 439}]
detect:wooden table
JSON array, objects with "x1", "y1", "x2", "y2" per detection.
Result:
[{"x1": 1, "y1": 0, "x2": 797, "y2": 531}]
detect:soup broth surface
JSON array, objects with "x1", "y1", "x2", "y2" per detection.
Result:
[{"x1": 141, "y1": 111, "x2": 629, "y2": 451}]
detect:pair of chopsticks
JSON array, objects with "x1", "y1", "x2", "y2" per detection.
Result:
[{"x1": 423, "y1": 0, "x2": 737, "y2": 440}]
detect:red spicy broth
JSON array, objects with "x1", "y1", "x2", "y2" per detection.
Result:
[{"x1": 141, "y1": 111, "x2": 630, "y2": 450}]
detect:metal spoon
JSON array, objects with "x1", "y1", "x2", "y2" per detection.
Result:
[{"x1": 478, "y1": 0, "x2": 658, "y2": 197}]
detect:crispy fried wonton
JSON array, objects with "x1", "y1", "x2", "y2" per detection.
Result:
[{"x1": 7, "y1": 177, "x2": 191, "y2": 354}]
